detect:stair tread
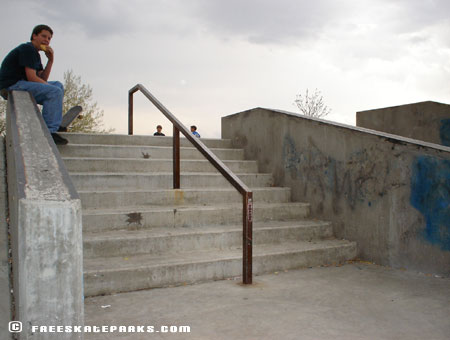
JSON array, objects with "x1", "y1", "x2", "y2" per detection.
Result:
[
  {"x1": 82, "y1": 201, "x2": 310, "y2": 215},
  {"x1": 62, "y1": 157, "x2": 255, "y2": 162},
  {"x1": 83, "y1": 239, "x2": 356, "y2": 273},
  {"x1": 70, "y1": 171, "x2": 270, "y2": 176},
  {"x1": 61, "y1": 132, "x2": 229, "y2": 139},
  {"x1": 83, "y1": 219, "x2": 331, "y2": 240},
  {"x1": 77, "y1": 187, "x2": 290, "y2": 194},
  {"x1": 61, "y1": 143, "x2": 241, "y2": 152}
]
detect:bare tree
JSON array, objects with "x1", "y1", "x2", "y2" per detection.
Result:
[
  {"x1": 63, "y1": 70, "x2": 113, "y2": 133},
  {"x1": 294, "y1": 88, "x2": 331, "y2": 118}
]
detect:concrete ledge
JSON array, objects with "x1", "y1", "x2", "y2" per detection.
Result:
[
  {"x1": 260, "y1": 107, "x2": 450, "y2": 152},
  {"x1": 6, "y1": 91, "x2": 83, "y2": 339}
]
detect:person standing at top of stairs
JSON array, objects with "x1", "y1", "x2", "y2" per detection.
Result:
[
  {"x1": 153, "y1": 125, "x2": 165, "y2": 136},
  {"x1": 0, "y1": 24, "x2": 68, "y2": 145},
  {"x1": 191, "y1": 125, "x2": 201, "y2": 138}
]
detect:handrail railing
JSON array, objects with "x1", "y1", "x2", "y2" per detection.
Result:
[{"x1": 128, "y1": 84, "x2": 253, "y2": 284}]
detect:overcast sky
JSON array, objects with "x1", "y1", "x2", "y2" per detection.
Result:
[{"x1": 1, "y1": 0, "x2": 449, "y2": 137}]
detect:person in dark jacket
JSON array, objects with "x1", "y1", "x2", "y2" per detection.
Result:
[{"x1": 0, "y1": 25, "x2": 67, "y2": 145}]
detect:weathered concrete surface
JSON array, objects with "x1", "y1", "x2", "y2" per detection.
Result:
[
  {"x1": 222, "y1": 108, "x2": 450, "y2": 276},
  {"x1": 83, "y1": 263, "x2": 450, "y2": 340},
  {"x1": 356, "y1": 101, "x2": 450, "y2": 146},
  {"x1": 6, "y1": 91, "x2": 83, "y2": 339},
  {"x1": 0, "y1": 137, "x2": 12, "y2": 340}
]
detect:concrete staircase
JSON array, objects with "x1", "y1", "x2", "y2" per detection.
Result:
[{"x1": 58, "y1": 133, "x2": 356, "y2": 297}]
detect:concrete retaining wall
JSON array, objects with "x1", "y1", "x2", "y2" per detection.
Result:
[
  {"x1": 0, "y1": 136, "x2": 12, "y2": 339},
  {"x1": 356, "y1": 101, "x2": 450, "y2": 147},
  {"x1": 222, "y1": 108, "x2": 450, "y2": 276},
  {"x1": 6, "y1": 91, "x2": 83, "y2": 339}
]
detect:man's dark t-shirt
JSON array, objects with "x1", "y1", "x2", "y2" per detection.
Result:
[{"x1": 0, "y1": 42, "x2": 43, "y2": 89}]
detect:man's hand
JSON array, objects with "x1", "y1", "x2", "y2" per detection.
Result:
[
  {"x1": 36, "y1": 45, "x2": 54, "y2": 81},
  {"x1": 43, "y1": 45, "x2": 54, "y2": 62}
]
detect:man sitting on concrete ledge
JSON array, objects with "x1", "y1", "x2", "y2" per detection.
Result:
[{"x1": 0, "y1": 24, "x2": 68, "y2": 145}]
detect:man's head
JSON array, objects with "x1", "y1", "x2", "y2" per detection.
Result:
[
  {"x1": 30, "y1": 25, "x2": 53, "y2": 50},
  {"x1": 156, "y1": 125, "x2": 163, "y2": 132},
  {"x1": 31, "y1": 25, "x2": 53, "y2": 41},
  {"x1": 190, "y1": 125, "x2": 197, "y2": 132}
]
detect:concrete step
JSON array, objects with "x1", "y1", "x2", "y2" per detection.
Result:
[
  {"x1": 82, "y1": 202, "x2": 310, "y2": 232},
  {"x1": 70, "y1": 172, "x2": 274, "y2": 190},
  {"x1": 62, "y1": 157, "x2": 259, "y2": 173},
  {"x1": 83, "y1": 239, "x2": 357, "y2": 296},
  {"x1": 78, "y1": 187, "x2": 291, "y2": 209},
  {"x1": 59, "y1": 133, "x2": 233, "y2": 149},
  {"x1": 83, "y1": 220, "x2": 334, "y2": 258},
  {"x1": 58, "y1": 144, "x2": 244, "y2": 160}
]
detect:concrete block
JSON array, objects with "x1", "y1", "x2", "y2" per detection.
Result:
[
  {"x1": 357, "y1": 101, "x2": 450, "y2": 146},
  {"x1": 6, "y1": 91, "x2": 83, "y2": 339}
]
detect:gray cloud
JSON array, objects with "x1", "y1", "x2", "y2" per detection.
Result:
[
  {"x1": 390, "y1": 0, "x2": 450, "y2": 32},
  {"x1": 182, "y1": 0, "x2": 346, "y2": 44},
  {"x1": 180, "y1": 0, "x2": 450, "y2": 47},
  {"x1": 41, "y1": 0, "x2": 140, "y2": 38},
  {"x1": 27, "y1": 0, "x2": 191, "y2": 39},
  {"x1": 21, "y1": 0, "x2": 450, "y2": 47}
]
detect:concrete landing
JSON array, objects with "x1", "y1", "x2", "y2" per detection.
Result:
[{"x1": 84, "y1": 262, "x2": 450, "y2": 340}]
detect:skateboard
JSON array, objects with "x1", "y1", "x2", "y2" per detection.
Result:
[{"x1": 58, "y1": 105, "x2": 82, "y2": 132}]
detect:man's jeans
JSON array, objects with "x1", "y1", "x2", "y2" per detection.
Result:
[{"x1": 8, "y1": 80, "x2": 64, "y2": 133}]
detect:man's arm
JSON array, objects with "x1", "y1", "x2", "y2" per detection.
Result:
[{"x1": 25, "y1": 67, "x2": 47, "y2": 83}]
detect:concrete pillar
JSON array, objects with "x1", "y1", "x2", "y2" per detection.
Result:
[{"x1": 6, "y1": 91, "x2": 83, "y2": 339}]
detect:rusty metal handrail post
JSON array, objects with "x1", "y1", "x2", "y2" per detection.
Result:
[
  {"x1": 128, "y1": 84, "x2": 253, "y2": 284},
  {"x1": 173, "y1": 126, "x2": 180, "y2": 189},
  {"x1": 128, "y1": 87, "x2": 138, "y2": 135},
  {"x1": 243, "y1": 192, "x2": 253, "y2": 283}
]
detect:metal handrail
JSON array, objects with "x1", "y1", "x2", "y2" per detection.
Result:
[{"x1": 128, "y1": 84, "x2": 253, "y2": 284}]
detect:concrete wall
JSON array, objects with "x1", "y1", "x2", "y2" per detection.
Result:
[
  {"x1": 222, "y1": 108, "x2": 450, "y2": 276},
  {"x1": 6, "y1": 91, "x2": 83, "y2": 339},
  {"x1": 356, "y1": 101, "x2": 450, "y2": 147},
  {"x1": 0, "y1": 137, "x2": 12, "y2": 339}
]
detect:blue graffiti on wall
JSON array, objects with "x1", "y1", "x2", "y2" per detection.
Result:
[
  {"x1": 440, "y1": 119, "x2": 450, "y2": 147},
  {"x1": 410, "y1": 156, "x2": 450, "y2": 251}
]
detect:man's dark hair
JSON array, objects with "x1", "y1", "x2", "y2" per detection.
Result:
[
  {"x1": 30, "y1": 25, "x2": 53, "y2": 40},
  {"x1": 190, "y1": 125, "x2": 197, "y2": 130},
  {"x1": 156, "y1": 125, "x2": 162, "y2": 129}
]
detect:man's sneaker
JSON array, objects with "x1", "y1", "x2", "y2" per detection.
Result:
[{"x1": 51, "y1": 133, "x2": 68, "y2": 145}]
